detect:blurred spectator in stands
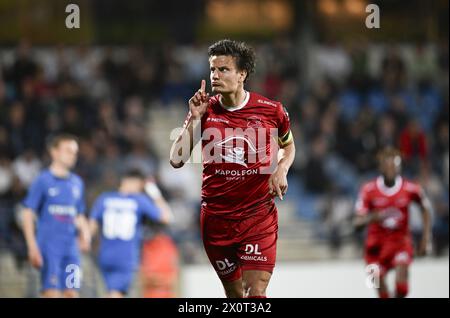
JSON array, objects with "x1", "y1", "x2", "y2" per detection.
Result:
[
  {"x1": 320, "y1": 101, "x2": 340, "y2": 148},
  {"x1": 432, "y1": 118, "x2": 449, "y2": 188},
  {"x1": 311, "y1": 79, "x2": 335, "y2": 111},
  {"x1": 314, "y1": 40, "x2": 352, "y2": 85},
  {"x1": 123, "y1": 141, "x2": 157, "y2": 177},
  {"x1": 408, "y1": 42, "x2": 438, "y2": 83},
  {"x1": 178, "y1": 42, "x2": 208, "y2": 85},
  {"x1": 263, "y1": 63, "x2": 283, "y2": 100},
  {"x1": 0, "y1": 38, "x2": 447, "y2": 267},
  {"x1": 388, "y1": 95, "x2": 409, "y2": 130},
  {"x1": 0, "y1": 154, "x2": 24, "y2": 251},
  {"x1": 399, "y1": 118, "x2": 429, "y2": 178},
  {"x1": 6, "y1": 101, "x2": 31, "y2": 157},
  {"x1": 300, "y1": 97, "x2": 321, "y2": 141},
  {"x1": 304, "y1": 135, "x2": 331, "y2": 195},
  {"x1": 376, "y1": 113, "x2": 398, "y2": 150},
  {"x1": 0, "y1": 126, "x2": 11, "y2": 155},
  {"x1": 337, "y1": 107, "x2": 377, "y2": 174},
  {"x1": 12, "y1": 149, "x2": 41, "y2": 188},
  {"x1": 123, "y1": 96, "x2": 146, "y2": 125},
  {"x1": 97, "y1": 99, "x2": 122, "y2": 138},
  {"x1": 7, "y1": 40, "x2": 37, "y2": 97},
  {"x1": 347, "y1": 40, "x2": 369, "y2": 93},
  {"x1": 77, "y1": 139, "x2": 101, "y2": 184},
  {"x1": 382, "y1": 46, "x2": 406, "y2": 93},
  {"x1": 0, "y1": 79, "x2": 7, "y2": 117},
  {"x1": 437, "y1": 40, "x2": 449, "y2": 101},
  {"x1": 62, "y1": 104, "x2": 86, "y2": 137}
]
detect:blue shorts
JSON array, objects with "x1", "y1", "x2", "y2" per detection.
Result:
[
  {"x1": 100, "y1": 265, "x2": 135, "y2": 294},
  {"x1": 40, "y1": 248, "x2": 81, "y2": 291}
]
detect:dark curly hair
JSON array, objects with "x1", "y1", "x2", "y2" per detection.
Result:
[{"x1": 208, "y1": 39, "x2": 256, "y2": 83}]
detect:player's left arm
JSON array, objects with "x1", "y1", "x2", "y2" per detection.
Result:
[
  {"x1": 75, "y1": 181, "x2": 91, "y2": 252},
  {"x1": 415, "y1": 186, "x2": 433, "y2": 256},
  {"x1": 269, "y1": 103, "x2": 295, "y2": 200},
  {"x1": 269, "y1": 135, "x2": 295, "y2": 201},
  {"x1": 144, "y1": 180, "x2": 173, "y2": 225},
  {"x1": 75, "y1": 214, "x2": 91, "y2": 253}
]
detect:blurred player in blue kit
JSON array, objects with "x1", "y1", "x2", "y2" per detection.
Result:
[
  {"x1": 22, "y1": 134, "x2": 91, "y2": 298},
  {"x1": 89, "y1": 169, "x2": 172, "y2": 298}
]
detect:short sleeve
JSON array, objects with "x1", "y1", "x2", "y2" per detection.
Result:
[
  {"x1": 22, "y1": 175, "x2": 45, "y2": 214},
  {"x1": 276, "y1": 103, "x2": 293, "y2": 147},
  {"x1": 411, "y1": 184, "x2": 432, "y2": 210},
  {"x1": 139, "y1": 195, "x2": 162, "y2": 221},
  {"x1": 77, "y1": 181, "x2": 86, "y2": 215},
  {"x1": 355, "y1": 186, "x2": 370, "y2": 216},
  {"x1": 90, "y1": 195, "x2": 104, "y2": 221}
]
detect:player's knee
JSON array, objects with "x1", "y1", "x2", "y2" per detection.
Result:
[
  {"x1": 396, "y1": 266, "x2": 408, "y2": 282},
  {"x1": 222, "y1": 279, "x2": 244, "y2": 298},
  {"x1": 41, "y1": 289, "x2": 61, "y2": 298},
  {"x1": 224, "y1": 285, "x2": 243, "y2": 298},
  {"x1": 108, "y1": 291, "x2": 124, "y2": 298},
  {"x1": 63, "y1": 290, "x2": 79, "y2": 298},
  {"x1": 243, "y1": 276, "x2": 270, "y2": 297}
]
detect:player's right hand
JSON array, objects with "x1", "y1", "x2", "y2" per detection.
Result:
[
  {"x1": 28, "y1": 245, "x2": 43, "y2": 269},
  {"x1": 370, "y1": 210, "x2": 386, "y2": 223},
  {"x1": 189, "y1": 79, "x2": 209, "y2": 119}
]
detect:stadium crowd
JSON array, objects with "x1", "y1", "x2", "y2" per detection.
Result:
[{"x1": 0, "y1": 37, "x2": 448, "y2": 266}]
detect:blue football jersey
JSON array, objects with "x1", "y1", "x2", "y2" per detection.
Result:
[
  {"x1": 90, "y1": 192, "x2": 162, "y2": 270},
  {"x1": 23, "y1": 169, "x2": 86, "y2": 248}
]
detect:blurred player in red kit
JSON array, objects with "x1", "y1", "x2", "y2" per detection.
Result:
[
  {"x1": 354, "y1": 147, "x2": 432, "y2": 298},
  {"x1": 169, "y1": 39, "x2": 295, "y2": 298}
]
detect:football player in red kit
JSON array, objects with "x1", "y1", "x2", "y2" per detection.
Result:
[
  {"x1": 354, "y1": 147, "x2": 432, "y2": 298},
  {"x1": 170, "y1": 39, "x2": 295, "y2": 298}
]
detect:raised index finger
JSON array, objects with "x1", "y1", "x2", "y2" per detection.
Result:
[{"x1": 200, "y1": 79, "x2": 206, "y2": 93}]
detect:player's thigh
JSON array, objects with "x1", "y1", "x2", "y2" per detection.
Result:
[
  {"x1": 40, "y1": 249, "x2": 64, "y2": 293},
  {"x1": 237, "y1": 215, "x2": 278, "y2": 275},
  {"x1": 382, "y1": 242, "x2": 413, "y2": 277},
  {"x1": 201, "y1": 211, "x2": 242, "y2": 283},
  {"x1": 61, "y1": 252, "x2": 81, "y2": 291},
  {"x1": 101, "y1": 266, "x2": 135, "y2": 296},
  {"x1": 202, "y1": 243, "x2": 243, "y2": 297},
  {"x1": 238, "y1": 224, "x2": 277, "y2": 295},
  {"x1": 204, "y1": 242, "x2": 242, "y2": 283}
]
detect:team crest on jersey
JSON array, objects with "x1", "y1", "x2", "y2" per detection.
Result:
[
  {"x1": 72, "y1": 186, "x2": 81, "y2": 199},
  {"x1": 214, "y1": 135, "x2": 264, "y2": 168},
  {"x1": 247, "y1": 116, "x2": 263, "y2": 128},
  {"x1": 395, "y1": 197, "x2": 409, "y2": 207},
  {"x1": 373, "y1": 197, "x2": 388, "y2": 206},
  {"x1": 380, "y1": 207, "x2": 403, "y2": 230},
  {"x1": 48, "y1": 187, "x2": 59, "y2": 197}
]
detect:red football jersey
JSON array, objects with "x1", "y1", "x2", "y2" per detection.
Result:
[
  {"x1": 196, "y1": 91, "x2": 292, "y2": 219},
  {"x1": 355, "y1": 176, "x2": 428, "y2": 243}
]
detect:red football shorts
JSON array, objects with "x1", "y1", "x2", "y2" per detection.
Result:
[
  {"x1": 364, "y1": 235, "x2": 414, "y2": 275},
  {"x1": 200, "y1": 201, "x2": 278, "y2": 282}
]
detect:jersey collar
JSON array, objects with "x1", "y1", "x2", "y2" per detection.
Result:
[
  {"x1": 219, "y1": 91, "x2": 250, "y2": 112},
  {"x1": 376, "y1": 175, "x2": 403, "y2": 196}
]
